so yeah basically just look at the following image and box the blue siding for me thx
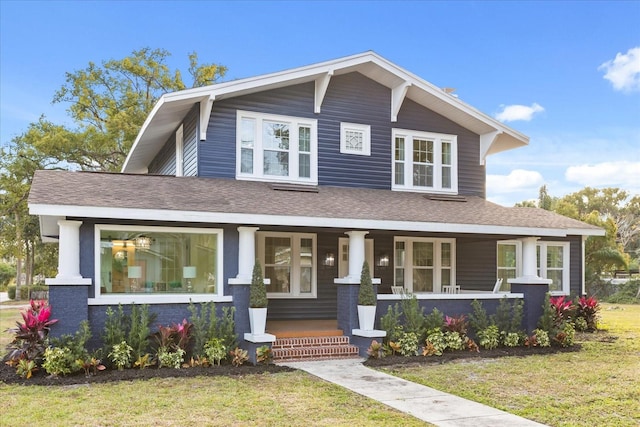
[148,134,176,175]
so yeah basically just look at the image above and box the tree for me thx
[0,48,228,289]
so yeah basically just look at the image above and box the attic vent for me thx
[270,183,319,193]
[424,194,467,202]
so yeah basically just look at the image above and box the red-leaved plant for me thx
[443,314,468,335]
[5,300,58,366]
[549,296,574,326]
[576,296,600,331]
[155,319,193,353]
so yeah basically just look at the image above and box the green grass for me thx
[380,303,640,427]
[0,308,20,355]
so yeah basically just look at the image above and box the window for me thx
[496,241,570,293]
[337,238,374,278]
[538,242,570,293]
[392,129,457,193]
[237,110,317,184]
[96,225,222,297]
[257,232,316,298]
[340,122,371,156]
[394,237,456,293]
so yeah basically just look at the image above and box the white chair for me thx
[492,278,504,293]
[391,286,404,295]
[442,285,461,294]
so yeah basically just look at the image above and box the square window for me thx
[340,122,371,156]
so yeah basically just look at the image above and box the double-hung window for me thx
[392,129,457,193]
[496,241,570,294]
[394,237,455,293]
[257,232,316,298]
[237,110,317,184]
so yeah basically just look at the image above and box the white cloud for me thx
[487,169,545,194]
[494,103,544,122]
[565,161,640,193]
[598,47,640,93]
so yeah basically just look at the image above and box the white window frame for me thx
[338,237,374,278]
[538,242,570,295]
[175,124,184,177]
[392,128,458,193]
[496,240,522,291]
[340,122,371,156]
[236,110,318,185]
[497,240,570,294]
[92,224,225,305]
[394,237,456,293]
[257,231,317,299]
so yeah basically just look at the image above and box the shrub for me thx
[5,300,58,365]
[502,332,521,347]
[109,341,133,370]
[422,307,443,334]
[424,329,446,355]
[492,297,514,333]
[256,345,273,365]
[549,296,575,326]
[133,354,154,369]
[397,332,419,356]
[575,296,600,331]
[533,329,551,347]
[7,285,16,300]
[478,325,500,350]
[157,347,185,369]
[102,305,127,356]
[367,340,386,359]
[204,338,227,366]
[468,299,490,334]
[554,322,575,347]
[42,347,75,377]
[15,359,38,379]
[0,262,15,289]
[50,320,92,367]
[380,304,403,342]
[212,306,237,350]
[358,261,376,306]
[444,315,468,335]
[128,304,155,361]
[250,260,268,308]
[230,347,248,366]
[606,279,639,304]
[574,316,588,332]
[443,331,464,351]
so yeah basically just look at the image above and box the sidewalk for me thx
[282,358,547,427]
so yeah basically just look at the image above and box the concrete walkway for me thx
[282,358,546,427]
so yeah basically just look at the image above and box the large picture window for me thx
[392,129,457,193]
[394,237,455,293]
[257,232,316,298]
[237,110,317,184]
[96,225,223,300]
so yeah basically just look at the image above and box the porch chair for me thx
[391,286,405,295]
[492,278,504,293]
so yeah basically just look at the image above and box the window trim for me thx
[92,224,225,305]
[394,236,456,293]
[175,125,184,177]
[340,122,371,156]
[257,231,317,299]
[236,110,318,185]
[391,128,458,194]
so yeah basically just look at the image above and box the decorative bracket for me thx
[479,131,501,165]
[314,71,333,114]
[199,95,215,140]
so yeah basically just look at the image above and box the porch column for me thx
[234,226,259,282]
[521,236,539,279]
[509,236,551,333]
[346,230,368,280]
[57,220,83,280]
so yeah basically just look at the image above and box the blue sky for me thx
[1,1,639,206]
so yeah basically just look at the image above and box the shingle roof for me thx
[28,170,603,236]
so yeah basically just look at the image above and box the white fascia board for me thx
[121,96,168,172]
[30,203,580,238]
[567,228,605,236]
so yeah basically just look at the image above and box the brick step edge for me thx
[272,345,359,361]
[272,336,351,349]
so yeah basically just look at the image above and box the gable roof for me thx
[122,51,529,174]
[29,170,603,240]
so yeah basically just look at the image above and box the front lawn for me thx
[379,303,640,426]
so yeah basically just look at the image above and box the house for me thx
[28,52,603,357]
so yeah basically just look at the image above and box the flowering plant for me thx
[576,296,600,331]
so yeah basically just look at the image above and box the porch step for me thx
[272,336,360,362]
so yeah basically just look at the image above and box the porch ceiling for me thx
[29,170,604,239]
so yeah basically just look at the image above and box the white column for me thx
[346,231,368,280]
[236,226,259,282]
[521,236,539,279]
[57,220,83,279]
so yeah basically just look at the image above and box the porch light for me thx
[323,252,335,267]
[377,254,390,267]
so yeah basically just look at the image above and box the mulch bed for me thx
[364,344,582,368]
[0,362,295,386]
